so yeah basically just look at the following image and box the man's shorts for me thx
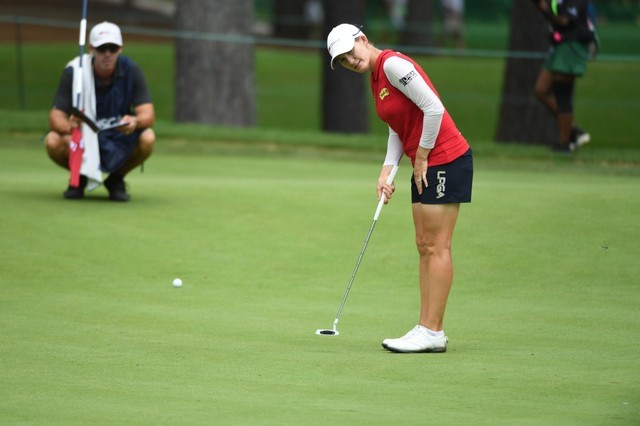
[411,148,473,204]
[544,41,588,77]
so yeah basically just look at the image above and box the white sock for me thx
[424,327,444,337]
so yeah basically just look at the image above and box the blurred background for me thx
[0,0,638,148]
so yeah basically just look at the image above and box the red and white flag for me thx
[68,127,85,187]
[68,54,101,190]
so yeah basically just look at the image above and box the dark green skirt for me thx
[544,41,589,77]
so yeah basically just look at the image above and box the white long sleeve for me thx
[383,127,404,166]
[383,56,444,149]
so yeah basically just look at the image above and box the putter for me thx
[316,165,399,336]
[73,0,88,114]
[68,0,89,188]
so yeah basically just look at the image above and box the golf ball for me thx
[172,278,183,288]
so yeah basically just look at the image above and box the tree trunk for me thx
[496,0,555,145]
[174,0,256,127]
[399,0,434,47]
[321,0,368,134]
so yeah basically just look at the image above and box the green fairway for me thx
[1,139,638,424]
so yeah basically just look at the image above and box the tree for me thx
[174,0,255,127]
[321,0,368,134]
[495,0,555,144]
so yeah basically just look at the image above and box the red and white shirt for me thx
[371,50,469,166]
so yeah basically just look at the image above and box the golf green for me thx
[1,144,638,424]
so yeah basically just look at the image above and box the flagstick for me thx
[69,0,89,188]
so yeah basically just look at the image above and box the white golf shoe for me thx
[382,325,448,353]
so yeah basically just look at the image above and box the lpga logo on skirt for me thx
[436,171,446,199]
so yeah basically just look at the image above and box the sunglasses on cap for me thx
[96,44,120,54]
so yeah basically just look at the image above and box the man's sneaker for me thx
[571,126,591,149]
[63,175,87,199]
[382,325,448,353]
[104,174,130,202]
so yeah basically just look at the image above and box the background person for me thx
[45,21,155,201]
[441,0,465,49]
[327,24,473,353]
[532,0,594,152]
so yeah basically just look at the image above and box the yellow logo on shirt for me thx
[379,88,389,100]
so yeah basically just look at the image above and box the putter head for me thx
[315,329,339,336]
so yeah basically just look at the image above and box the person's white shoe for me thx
[382,325,448,353]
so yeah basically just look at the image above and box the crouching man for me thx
[45,21,155,201]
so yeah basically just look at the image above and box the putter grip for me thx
[373,165,399,220]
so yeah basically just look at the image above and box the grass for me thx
[1,133,639,424]
[1,22,639,422]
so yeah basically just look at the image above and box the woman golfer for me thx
[327,24,473,353]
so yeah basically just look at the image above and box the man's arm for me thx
[118,62,155,134]
[133,103,154,129]
[49,108,82,135]
[119,103,154,135]
[536,0,571,27]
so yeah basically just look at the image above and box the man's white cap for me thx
[327,23,363,70]
[89,22,123,47]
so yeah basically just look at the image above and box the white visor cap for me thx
[327,24,363,70]
[90,21,123,47]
